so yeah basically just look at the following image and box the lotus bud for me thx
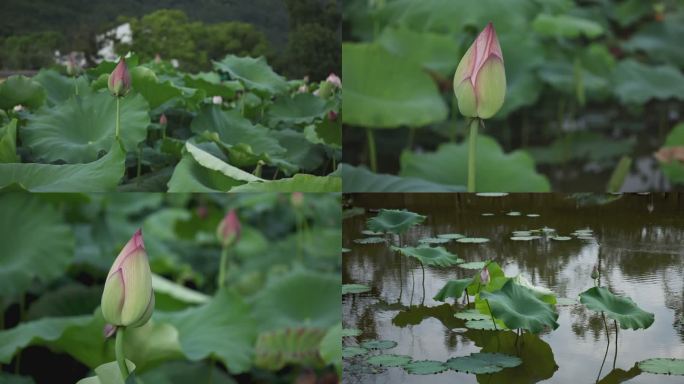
[159,113,168,126]
[108,57,132,97]
[101,229,154,328]
[328,110,338,121]
[326,73,342,88]
[453,22,506,119]
[480,267,490,285]
[196,205,208,219]
[591,265,599,280]
[290,192,304,208]
[213,95,223,105]
[217,210,241,248]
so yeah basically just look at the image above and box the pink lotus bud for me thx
[108,57,132,97]
[480,267,490,285]
[291,192,304,207]
[328,110,338,121]
[101,229,154,328]
[196,205,208,219]
[326,73,342,88]
[159,113,168,126]
[217,210,241,247]
[591,265,599,280]
[453,22,506,119]
[213,96,223,105]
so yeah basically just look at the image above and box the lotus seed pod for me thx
[101,229,154,327]
[217,209,241,248]
[108,57,132,97]
[453,22,506,119]
[480,267,491,285]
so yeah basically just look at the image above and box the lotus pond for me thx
[342,193,684,383]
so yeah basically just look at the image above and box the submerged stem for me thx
[115,327,129,379]
[467,118,479,192]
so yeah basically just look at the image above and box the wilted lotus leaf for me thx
[480,280,559,333]
[638,358,684,375]
[579,286,654,330]
[360,340,397,350]
[433,278,473,302]
[367,209,426,234]
[403,360,447,375]
[445,352,522,374]
[366,354,412,367]
[342,284,371,295]
[392,246,463,267]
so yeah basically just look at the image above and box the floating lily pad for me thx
[361,340,397,350]
[481,213,495,216]
[342,328,362,337]
[480,280,559,333]
[464,319,506,330]
[579,286,654,330]
[458,261,488,270]
[366,354,412,367]
[367,209,426,234]
[551,236,572,241]
[445,352,522,374]
[638,358,684,375]
[455,309,489,321]
[342,284,371,295]
[403,360,447,375]
[342,248,351,253]
[476,193,509,197]
[361,230,383,236]
[342,346,367,358]
[507,212,522,216]
[437,233,465,240]
[512,231,532,237]
[418,237,451,244]
[353,237,385,244]
[527,214,540,217]
[433,278,473,302]
[456,237,489,244]
[392,246,463,267]
[510,236,542,241]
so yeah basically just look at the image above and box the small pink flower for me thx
[326,73,341,88]
[196,205,208,219]
[108,57,132,97]
[328,110,338,121]
[159,113,168,125]
[291,192,304,208]
[217,210,241,247]
[480,267,490,285]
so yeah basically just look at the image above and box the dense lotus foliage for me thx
[0,53,341,192]
[342,0,684,192]
[0,193,341,383]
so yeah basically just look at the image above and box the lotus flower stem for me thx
[115,327,129,379]
[218,246,229,289]
[467,119,480,192]
[613,320,618,369]
[115,98,121,140]
[485,299,498,331]
[366,128,378,172]
[420,262,426,305]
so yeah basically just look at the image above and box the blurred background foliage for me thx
[0,192,341,384]
[342,0,684,192]
[0,0,340,81]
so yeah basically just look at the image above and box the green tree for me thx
[0,32,63,69]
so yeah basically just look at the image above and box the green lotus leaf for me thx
[438,233,465,239]
[183,74,242,100]
[377,26,460,76]
[464,319,507,330]
[0,194,74,308]
[458,261,488,270]
[0,315,91,364]
[353,237,386,244]
[319,323,342,376]
[511,275,557,305]
[433,278,473,302]
[0,373,36,384]
[151,273,210,307]
[551,236,572,241]
[342,284,371,295]
[361,340,397,350]
[0,119,19,163]
[511,236,541,241]
[269,129,327,173]
[400,135,551,192]
[0,141,125,191]
[157,289,256,374]
[403,360,447,375]
[251,270,340,331]
[658,123,684,185]
[342,43,448,128]
[367,209,426,234]
[392,246,463,267]
[343,346,368,358]
[579,286,654,330]
[418,237,451,244]
[622,14,684,67]
[445,352,522,374]
[342,328,362,337]
[341,164,464,192]
[456,237,490,243]
[26,284,101,319]
[638,358,684,375]
[76,360,136,384]
[254,327,325,370]
[480,280,559,333]
[22,92,150,163]
[213,55,288,95]
[138,361,237,384]
[268,92,330,125]
[367,354,411,367]
[0,75,46,110]
[33,70,93,106]
[532,14,603,38]
[612,59,684,105]
[228,174,341,193]
[305,118,342,149]
[191,105,285,167]
[130,66,183,110]
[466,262,506,295]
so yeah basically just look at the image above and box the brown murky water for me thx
[342,194,684,384]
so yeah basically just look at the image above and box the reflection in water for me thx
[343,194,684,384]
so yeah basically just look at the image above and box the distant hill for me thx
[0,0,290,48]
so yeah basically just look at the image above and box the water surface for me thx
[343,194,684,384]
